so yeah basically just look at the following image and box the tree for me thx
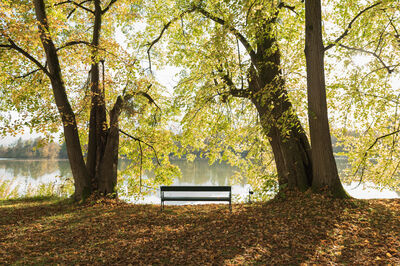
[0,0,177,201]
[145,0,314,193]
[304,0,347,196]
[146,0,388,197]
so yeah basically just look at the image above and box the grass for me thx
[0,191,399,264]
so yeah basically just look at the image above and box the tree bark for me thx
[196,7,313,192]
[98,96,124,195]
[304,0,347,197]
[34,0,121,200]
[34,0,91,200]
[86,0,108,190]
[246,21,313,192]
[251,81,312,192]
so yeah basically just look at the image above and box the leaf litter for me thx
[0,191,399,265]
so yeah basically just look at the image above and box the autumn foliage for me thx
[1,192,399,264]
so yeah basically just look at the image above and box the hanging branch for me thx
[353,129,400,187]
[196,6,257,68]
[324,2,382,51]
[147,7,197,74]
[138,140,143,193]
[236,37,244,90]
[119,129,161,166]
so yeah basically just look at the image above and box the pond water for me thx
[0,158,399,203]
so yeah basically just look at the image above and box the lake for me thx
[0,158,399,203]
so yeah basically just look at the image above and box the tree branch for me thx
[354,129,400,186]
[119,129,161,165]
[101,0,118,14]
[56,40,91,51]
[196,6,257,67]
[339,43,393,73]
[277,2,298,15]
[135,90,161,112]
[216,67,250,98]
[324,2,382,51]
[13,68,42,79]
[147,7,197,74]
[55,0,92,18]
[0,39,50,77]
[66,0,94,14]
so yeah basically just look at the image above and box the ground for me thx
[0,191,399,265]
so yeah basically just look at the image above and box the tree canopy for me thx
[0,0,399,199]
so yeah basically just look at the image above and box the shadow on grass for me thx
[337,199,400,264]
[0,196,74,227]
[0,194,399,264]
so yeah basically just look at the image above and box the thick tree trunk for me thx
[86,0,109,191]
[98,96,124,195]
[252,87,312,192]
[247,29,313,192]
[305,0,347,197]
[34,0,91,200]
[35,0,120,200]
[198,7,313,193]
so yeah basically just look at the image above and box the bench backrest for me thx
[160,186,231,192]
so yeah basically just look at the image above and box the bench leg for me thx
[229,200,232,212]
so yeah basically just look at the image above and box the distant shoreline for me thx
[0,158,69,161]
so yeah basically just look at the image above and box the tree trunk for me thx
[34,0,120,200]
[98,96,124,195]
[305,0,347,197]
[86,0,109,191]
[247,25,313,192]
[198,6,314,193]
[252,86,312,192]
[34,0,91,200]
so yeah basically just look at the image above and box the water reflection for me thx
[0,159,71,180]
[0,158,398,200]
[144,160,242,186]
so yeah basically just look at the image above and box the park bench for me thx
[160,185,232,211]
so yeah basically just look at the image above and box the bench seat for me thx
[160,185,232,211]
